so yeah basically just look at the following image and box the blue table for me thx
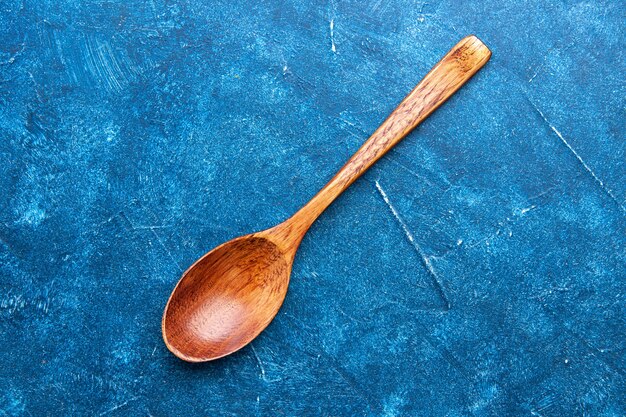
[1,1,623,415]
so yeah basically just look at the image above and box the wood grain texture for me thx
[163,236,290,361]
[162,35,491,362]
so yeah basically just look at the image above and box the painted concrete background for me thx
[0,0,624,415]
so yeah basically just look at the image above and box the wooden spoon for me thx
[163,35,491,362]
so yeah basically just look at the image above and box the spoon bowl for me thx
[162,230,294,362]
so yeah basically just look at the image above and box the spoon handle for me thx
[290,35,491,228]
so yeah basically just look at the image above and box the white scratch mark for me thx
[328,0,337,54]
[375,181,414,245]
[131,225,172,231]
[119,210,183,272]
[120,212,181,271]
[388,157,438,187]
[250,344,266,379]
[374,180,450,310]
[250,344,283,383]
[531,102,625,214]
[98,396,139,416]
[329,19,336,53]
[528,67,542,83]
[336,115,363,132]
[513,204,537,217]
[337,305,362,323]
[250,344,273,383]
[150,228,183,272]
[1,286,54,315]
[82,36,126,92]
[528,41,576,83]
[370,0,385,12]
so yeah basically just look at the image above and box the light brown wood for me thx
[162,35,491,362]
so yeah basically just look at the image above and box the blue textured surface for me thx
[1,0,624,415]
